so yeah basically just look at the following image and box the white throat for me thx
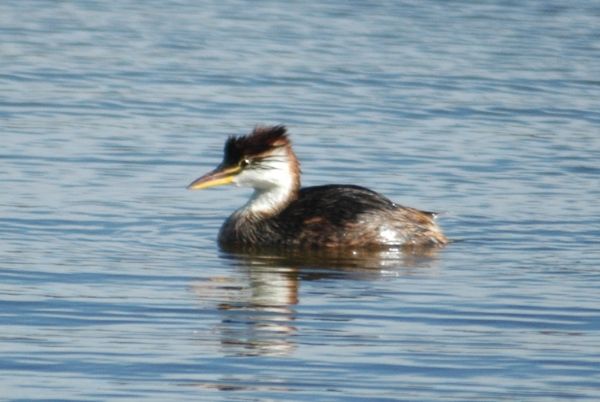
[245,184,294,215]
[232,147,298,216]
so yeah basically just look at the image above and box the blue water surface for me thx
[1,1,600,401]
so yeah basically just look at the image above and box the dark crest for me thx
[223,125,290,165]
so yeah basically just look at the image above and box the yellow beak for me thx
[187,165,241,190]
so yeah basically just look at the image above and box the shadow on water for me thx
[192,247,443,357]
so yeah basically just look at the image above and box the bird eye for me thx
[240,158,250,168]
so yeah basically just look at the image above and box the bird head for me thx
[187,125,300,192]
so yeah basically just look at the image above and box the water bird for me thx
[187,126,447,250]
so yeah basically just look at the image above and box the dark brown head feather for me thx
[223,125,290,165]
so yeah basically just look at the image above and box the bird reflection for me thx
[192,247,441,357]
[215,262,298,356]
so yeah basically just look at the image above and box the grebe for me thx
[187,126,447,250]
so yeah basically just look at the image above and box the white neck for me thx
[244,184,295,216]
[232,146,300,217]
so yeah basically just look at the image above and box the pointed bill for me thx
[187,165,241,190]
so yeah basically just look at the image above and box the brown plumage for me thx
[188,126,448,251]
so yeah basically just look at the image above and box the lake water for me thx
[2,0,600,400]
